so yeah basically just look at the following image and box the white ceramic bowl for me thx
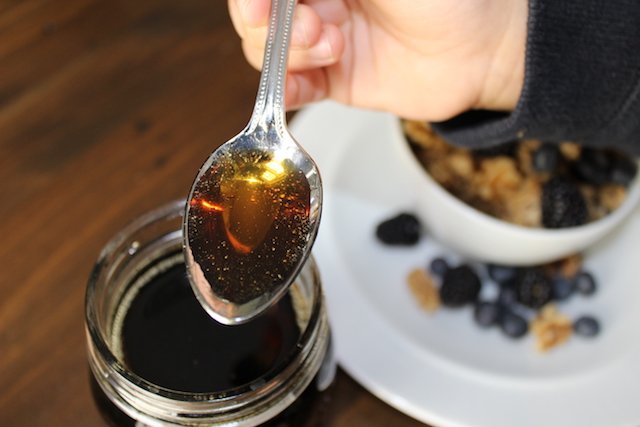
[391,117,640,266]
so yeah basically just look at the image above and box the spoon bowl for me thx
[184,0,321,325]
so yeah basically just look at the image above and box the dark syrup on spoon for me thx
[187,149,311,305]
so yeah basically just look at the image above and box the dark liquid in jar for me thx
[92,251,329,427]
[187,149,311,304]
[118,252,300,392]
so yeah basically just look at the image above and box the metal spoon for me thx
[183,0,321,325]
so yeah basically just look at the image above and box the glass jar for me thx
[85,200,334,427]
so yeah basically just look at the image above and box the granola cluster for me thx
[531,305,573,352]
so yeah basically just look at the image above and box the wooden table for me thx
[0,0,429,425]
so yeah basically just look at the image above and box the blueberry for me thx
[571,148,611,186]
[429,257,449,277]
[499,311,528,338]
[552,276,575,300]
[541,176,588,228]
[474,301,501,327]
[439,265,482,307]
[608,153,638,187]
[375,213,422,245]
[513,268,553,309]
[573,316,600,337]
[532,143,559,173]
[573,272,597,295]
[583,147,611,169]
[498,284,518,306]
[487,264,518,285]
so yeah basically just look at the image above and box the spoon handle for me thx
[248,0,297,136]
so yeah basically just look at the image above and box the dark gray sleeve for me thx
[431,0,640,156]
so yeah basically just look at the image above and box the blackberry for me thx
[439,265,482,307]
[513,267,553,309]
[375,213,421,245]
[541,176,588,228]
[573,316,600,337]
[532,143,559,173]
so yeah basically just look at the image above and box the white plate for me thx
[290,101,640,427]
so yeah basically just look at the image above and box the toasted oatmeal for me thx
[407,268,440,313]
[531,304,573,352]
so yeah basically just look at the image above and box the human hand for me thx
[229,0,527,122]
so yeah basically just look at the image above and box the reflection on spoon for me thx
[220,157,288,254]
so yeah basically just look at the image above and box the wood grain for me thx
[0,1,430,425]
